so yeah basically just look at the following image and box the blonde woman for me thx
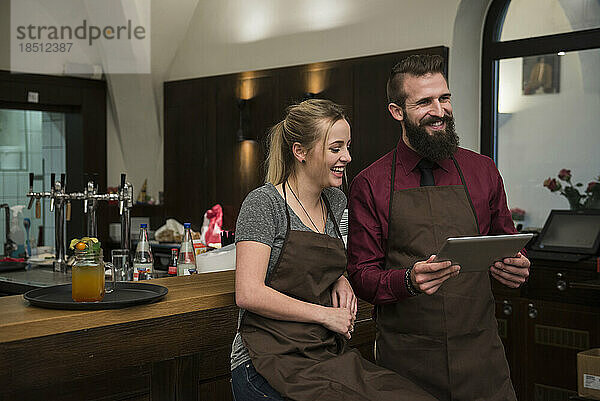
[231,99,436,401]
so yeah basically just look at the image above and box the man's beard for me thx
[403,112,459,161]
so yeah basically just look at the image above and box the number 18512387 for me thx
[18,42,73,52]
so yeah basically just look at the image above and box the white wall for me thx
[2,0,493,200]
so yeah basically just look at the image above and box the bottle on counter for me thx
[133,223,154,281]
[177,223,196,276]
[168,248,178,276]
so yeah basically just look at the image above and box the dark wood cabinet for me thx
[493,258,600,401]
[495,295,527,399]
[526,300,600,401]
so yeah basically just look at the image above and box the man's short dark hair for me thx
[386,54,446,107]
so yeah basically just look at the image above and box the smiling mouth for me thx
[425,120,445,130]
[331,166,345,176]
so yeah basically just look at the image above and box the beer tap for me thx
[53,173,67,272]
[49,173,56,212]
[26,171,134,274]
[84,173,99,237]
[119,173,133,252]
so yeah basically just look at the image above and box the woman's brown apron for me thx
[375,151,516,401]
[240,182,437,401]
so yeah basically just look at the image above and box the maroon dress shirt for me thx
[347,139,517,304]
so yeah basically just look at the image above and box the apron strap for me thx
[321,192,343,240]
[384,150,398,267]
[450,156,481,235]
[282,180,292,232]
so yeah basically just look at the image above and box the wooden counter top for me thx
[0,271,238,401]
[0,270,376,401]
[0,270,236,344]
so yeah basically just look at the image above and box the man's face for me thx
[398,73,458,160]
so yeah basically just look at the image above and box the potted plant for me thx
[543,169,600,210]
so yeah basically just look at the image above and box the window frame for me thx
[481,0,600,160]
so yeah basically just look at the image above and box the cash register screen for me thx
[538,212,600,253]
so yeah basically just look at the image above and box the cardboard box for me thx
[578,349,600,400]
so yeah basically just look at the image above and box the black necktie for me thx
[417,159,436,187]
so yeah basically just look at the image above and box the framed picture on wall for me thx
[522,55,560,95]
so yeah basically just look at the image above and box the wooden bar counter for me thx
[0,271,238,401]
[0,269,377,401]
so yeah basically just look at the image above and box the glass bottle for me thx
[168,248,178,276]
[133,223,154,280]
[71,247,106,302]
[178,223,196,275]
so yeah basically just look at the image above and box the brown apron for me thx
[375,150,516,401]
[240,182,437,401]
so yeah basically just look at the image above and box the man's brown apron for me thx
[240,182,437,401]
[375,151,516,401]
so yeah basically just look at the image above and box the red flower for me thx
[543,178,561,192]
[587,182,598,192]
[558,169,571,181]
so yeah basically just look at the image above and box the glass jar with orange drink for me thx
[70,237,112,302]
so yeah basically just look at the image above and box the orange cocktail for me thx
[70,237,106,302]
[72,263,105,302]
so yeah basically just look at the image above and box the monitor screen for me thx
[537,212,600,253]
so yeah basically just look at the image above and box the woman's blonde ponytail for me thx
[265,121,287,185]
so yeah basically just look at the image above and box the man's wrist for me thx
[405,266,420,296]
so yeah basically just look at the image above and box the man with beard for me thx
[346,54,530,401]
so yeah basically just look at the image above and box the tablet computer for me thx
[433,234,534,272]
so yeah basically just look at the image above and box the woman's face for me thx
[306,119,351,188]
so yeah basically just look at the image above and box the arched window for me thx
[482,0,600,228]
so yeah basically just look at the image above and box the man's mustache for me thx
[420,114,453,126]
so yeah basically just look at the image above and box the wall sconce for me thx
[305,64,329,98]
[236,98,250,142]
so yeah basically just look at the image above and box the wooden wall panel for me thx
[164,46,448,226]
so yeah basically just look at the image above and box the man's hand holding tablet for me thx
[410,234,533,294]
[409,256,461,295]
[490,252,531,288]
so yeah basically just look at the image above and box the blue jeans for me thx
[231,361,285,401]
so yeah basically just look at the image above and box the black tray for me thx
[23,282,168,310]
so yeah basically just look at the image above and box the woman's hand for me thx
[331,275,358,319]
[319,306,355,340]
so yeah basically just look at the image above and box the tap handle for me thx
[91,173,99,193]
[35,199,41,218]
[27,196,35,210]
[120,173,126,192]
[66,201,71,222]
[51,173,56,190]
[29,173,34,191]
[60,173,65,190]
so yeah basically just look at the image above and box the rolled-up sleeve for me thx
[347,174,411,304]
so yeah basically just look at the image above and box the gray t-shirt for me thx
[230,183,346,371]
